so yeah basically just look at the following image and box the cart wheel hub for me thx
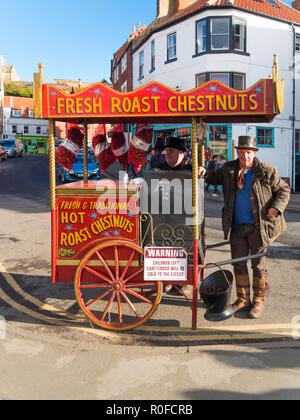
[113,282,122,291]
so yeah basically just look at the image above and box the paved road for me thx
[0,155,300,400]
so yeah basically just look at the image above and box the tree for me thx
[4,83,33,98]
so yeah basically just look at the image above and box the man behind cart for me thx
[198,136,290,319]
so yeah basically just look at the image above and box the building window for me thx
[12,125,17,134]
[233,73,245,90]
[210,72,230,85]
[24,126,29,134]
[256,128,274,147]
[211,18,230,50]
[233,18,246,51]
[151,41,156,71]
[36,126,41,135]
[28,110,34,118]
[195,16,246,56]
[114,65,119,83]
[121,54,127,73]
[296,35,300,53]
[121,81,127,93]
[139,51,144,79]
[196,73,207,87]
[12,109,22,117]
[167,33,177,61]
[196,72,245,89]
[196,19,207,54]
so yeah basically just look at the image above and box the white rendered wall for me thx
[132,9,300,180]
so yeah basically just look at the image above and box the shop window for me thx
[256,128,274,147]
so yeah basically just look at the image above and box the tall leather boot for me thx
[231,274,251,313]
[249,277,266,319]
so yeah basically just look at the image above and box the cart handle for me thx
[205,241,231,250]
[200,253,267,270]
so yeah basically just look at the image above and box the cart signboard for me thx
[41,79,279,124]
[144,247,188,282]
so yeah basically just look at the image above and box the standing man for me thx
[199,136,290,319]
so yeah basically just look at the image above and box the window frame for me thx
[24,126,29,135]
[256,127,275,148]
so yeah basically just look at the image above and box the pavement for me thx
[205,190,300,211]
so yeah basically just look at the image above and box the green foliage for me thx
[4,83,33,98]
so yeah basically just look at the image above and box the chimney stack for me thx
[292,0,300,11]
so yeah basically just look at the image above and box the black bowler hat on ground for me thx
[236,136,259,151]
[165,137,186,152]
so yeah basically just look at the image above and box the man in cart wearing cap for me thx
[198,136,290,319]
[157,136,194,298]
[158,137,192,171]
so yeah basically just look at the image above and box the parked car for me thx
[0,139,23,158]
[57,153,101,183]
[0,146,8,161]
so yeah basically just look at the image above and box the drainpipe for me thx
[291,23,296,193]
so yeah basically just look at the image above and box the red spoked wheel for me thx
[74,240,162,331]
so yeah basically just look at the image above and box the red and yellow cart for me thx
[34,57,283,331]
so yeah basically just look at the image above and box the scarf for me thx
[237,162,254,190]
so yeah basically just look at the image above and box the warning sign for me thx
[144,247,188,282]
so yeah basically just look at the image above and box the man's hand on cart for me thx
[198,166,207,177]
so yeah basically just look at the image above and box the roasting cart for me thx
[33,57,284,331]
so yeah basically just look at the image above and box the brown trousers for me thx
[230,224,268,280]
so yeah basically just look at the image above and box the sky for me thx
[0,0,295,84]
